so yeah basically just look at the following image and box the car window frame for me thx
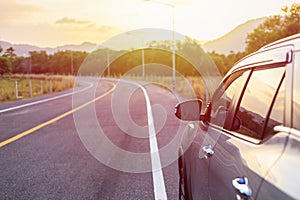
[292,50,300,130]
[260,70,286,142]
[207,69,251,131]
[227,64,287,143]
[208,64,287,144]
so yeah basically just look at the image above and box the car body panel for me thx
[257,127,298,200]
[257,48,300,199]
[178,34,300,199]
[208,127,289,199]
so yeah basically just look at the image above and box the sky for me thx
[0,0,298,47]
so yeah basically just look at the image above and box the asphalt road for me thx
[0,77,185,200]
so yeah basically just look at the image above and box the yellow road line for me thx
[0,82,116,148]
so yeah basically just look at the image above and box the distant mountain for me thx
[0,17,267,56]
[0,41,97,56]
[54,42,97,53]
[202,17,267,54]
[0,41,50,56]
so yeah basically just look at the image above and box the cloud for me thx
[0,21,123,48]
[57,22,121,34]
[172,0,194,6]
[98,25,118,33]
[0,0,43,22]
[55,17,92,25]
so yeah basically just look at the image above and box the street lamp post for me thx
[171,8,175,90]
[107,49,110,77]
[126,32,145,80]
[29,56,32,74]
[70,52,74,75]
[145,0,176,89]
[142,45,145,80]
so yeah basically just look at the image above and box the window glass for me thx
[236,67,285,139]
[293,52,300,130]
[211,71,249,127]
[264,77,285,139]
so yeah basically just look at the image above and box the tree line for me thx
[0,47,88,75]
[0,3,299,76]
[0,39,215,77]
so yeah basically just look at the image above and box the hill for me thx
[202,17,266,54]
[0,41,97,56]
[0,17,267,56]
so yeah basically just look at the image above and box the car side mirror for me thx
[175,99,203,121]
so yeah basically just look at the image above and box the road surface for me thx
[0,77,187,199]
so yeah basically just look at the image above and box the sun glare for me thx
[0,0,297,47]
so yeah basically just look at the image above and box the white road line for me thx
[0,81,94,114]
[125,79,167,200]
[141,85,168,200]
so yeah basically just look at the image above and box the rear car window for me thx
[235,66,286,139]
[263,76,285,140]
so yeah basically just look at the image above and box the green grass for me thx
[0,74,75,103]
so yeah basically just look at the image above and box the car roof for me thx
[227,33,300,75]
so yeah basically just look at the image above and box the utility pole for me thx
[107,49,110,77]
[145,0,176,89]
[71,52,74,75]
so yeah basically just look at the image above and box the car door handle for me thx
[232,177,252,200]
[202,145,214,159]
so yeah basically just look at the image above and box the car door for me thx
[257,50,300,199]
[184,69,250,200]
[207,64,287,200]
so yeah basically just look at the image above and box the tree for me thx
[1,47,16,74]
[0,56,12,74]
[29,51,49,73]
[0,45,3,54]
[47,50,88,75]
[246,3,300,53]
[208,51,247,75]
[3,47,16,61]
[282,3,300,35]
[12,56,27,74]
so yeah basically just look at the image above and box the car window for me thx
[210,70,250,127]
[293,52,300,130]
[263,76,285,140]
[235,67,286,139]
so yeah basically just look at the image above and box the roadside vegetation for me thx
[0,3,299,102]
[0,74,74,102]
[122,74,208,100]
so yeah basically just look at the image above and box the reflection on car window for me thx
[293,52,300,130]
[264,76,285,139]
[236,67,285,139]
[211,71,249,127]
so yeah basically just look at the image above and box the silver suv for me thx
[176,34,300,200]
